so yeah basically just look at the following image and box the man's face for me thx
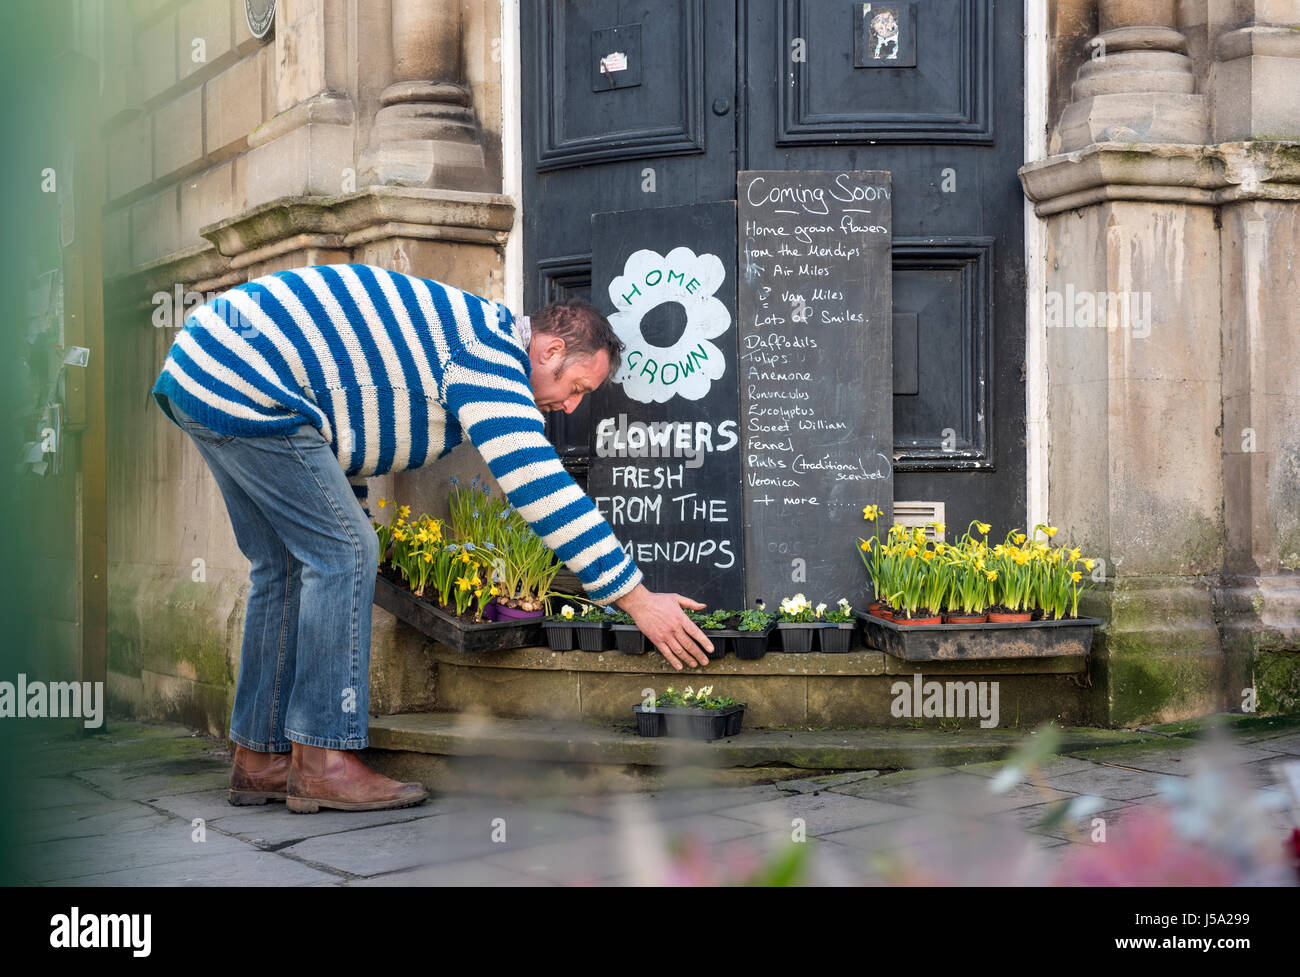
[528,334,611,414]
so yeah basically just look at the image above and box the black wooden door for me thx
[520,0,739,489]
[523,0,1025,534]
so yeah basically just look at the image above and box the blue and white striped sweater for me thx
[152,263,643,604]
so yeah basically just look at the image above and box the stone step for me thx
[362,712,1157,794]
[420,644,1093,728]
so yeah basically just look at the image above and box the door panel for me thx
[742,0,1025,535]
[523,0,1027,539]
[523,0,738,489]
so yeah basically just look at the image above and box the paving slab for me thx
[20,817,260,883]
[778,770,883,793]
[147,788,463,848]
[953,755,1098,781]
[998,797,1133,840]
[1068,739,1285,776]
[1044,764,1164,802]
[830,769,1076,815]
[280,807,608,877]
[346,859,549,886]
[713,790,915,835]
[72,755,233,800]
[818,811,971,855]
[479,830,625,884]
[11,777,117,811]
[633,784,792,818]
[1250,731,1300,756]
[57,849,342,886]
[17,802,173,845]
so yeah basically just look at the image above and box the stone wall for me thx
[1025,0,1300,725]
[102,0,511,736]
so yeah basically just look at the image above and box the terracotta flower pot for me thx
[867,601,883,617]
[896,614,941,626]
[943,612,989,625]
[877,607,894,620]
[987,611,1033,623]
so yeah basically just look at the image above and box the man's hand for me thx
[616,584,713,670]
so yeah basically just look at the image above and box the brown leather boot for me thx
[228,744,291,805]
[286,742,429,813]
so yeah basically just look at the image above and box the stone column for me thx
[1213,1,1300,715]
[1055,0,1208,151]
[1021,1,1300,724]
[360,0,489,191]
[1211,0,1300,142]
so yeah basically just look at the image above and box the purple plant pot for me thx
[494,602,544,622]
[478,598,499,622]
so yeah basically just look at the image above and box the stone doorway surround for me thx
[1020,0,1300,726]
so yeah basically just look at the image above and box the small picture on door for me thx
[854,2,917,68]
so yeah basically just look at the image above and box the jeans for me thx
[164,395,378,751]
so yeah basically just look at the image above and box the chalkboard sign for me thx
[737,170,894,608]
[588,201,744,610]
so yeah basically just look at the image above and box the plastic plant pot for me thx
[542,621,575,651]
[611,624,652,655]
[704,635,729,659]
[777,622,820,653]
[818,622,855,653]
[573,621,609,651]
[730,624,774,659]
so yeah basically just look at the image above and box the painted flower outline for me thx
[606,246,730,404]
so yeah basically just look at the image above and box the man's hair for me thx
[530,297,624,380]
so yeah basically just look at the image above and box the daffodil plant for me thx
[855,515,1096,620]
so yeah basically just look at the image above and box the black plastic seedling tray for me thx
[855,610,1101,662]
[374,573,542,653]
[633,704,746,741]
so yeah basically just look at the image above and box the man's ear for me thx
[538,335,567,366]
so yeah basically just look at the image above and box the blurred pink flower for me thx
[1052,807,1238,886]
